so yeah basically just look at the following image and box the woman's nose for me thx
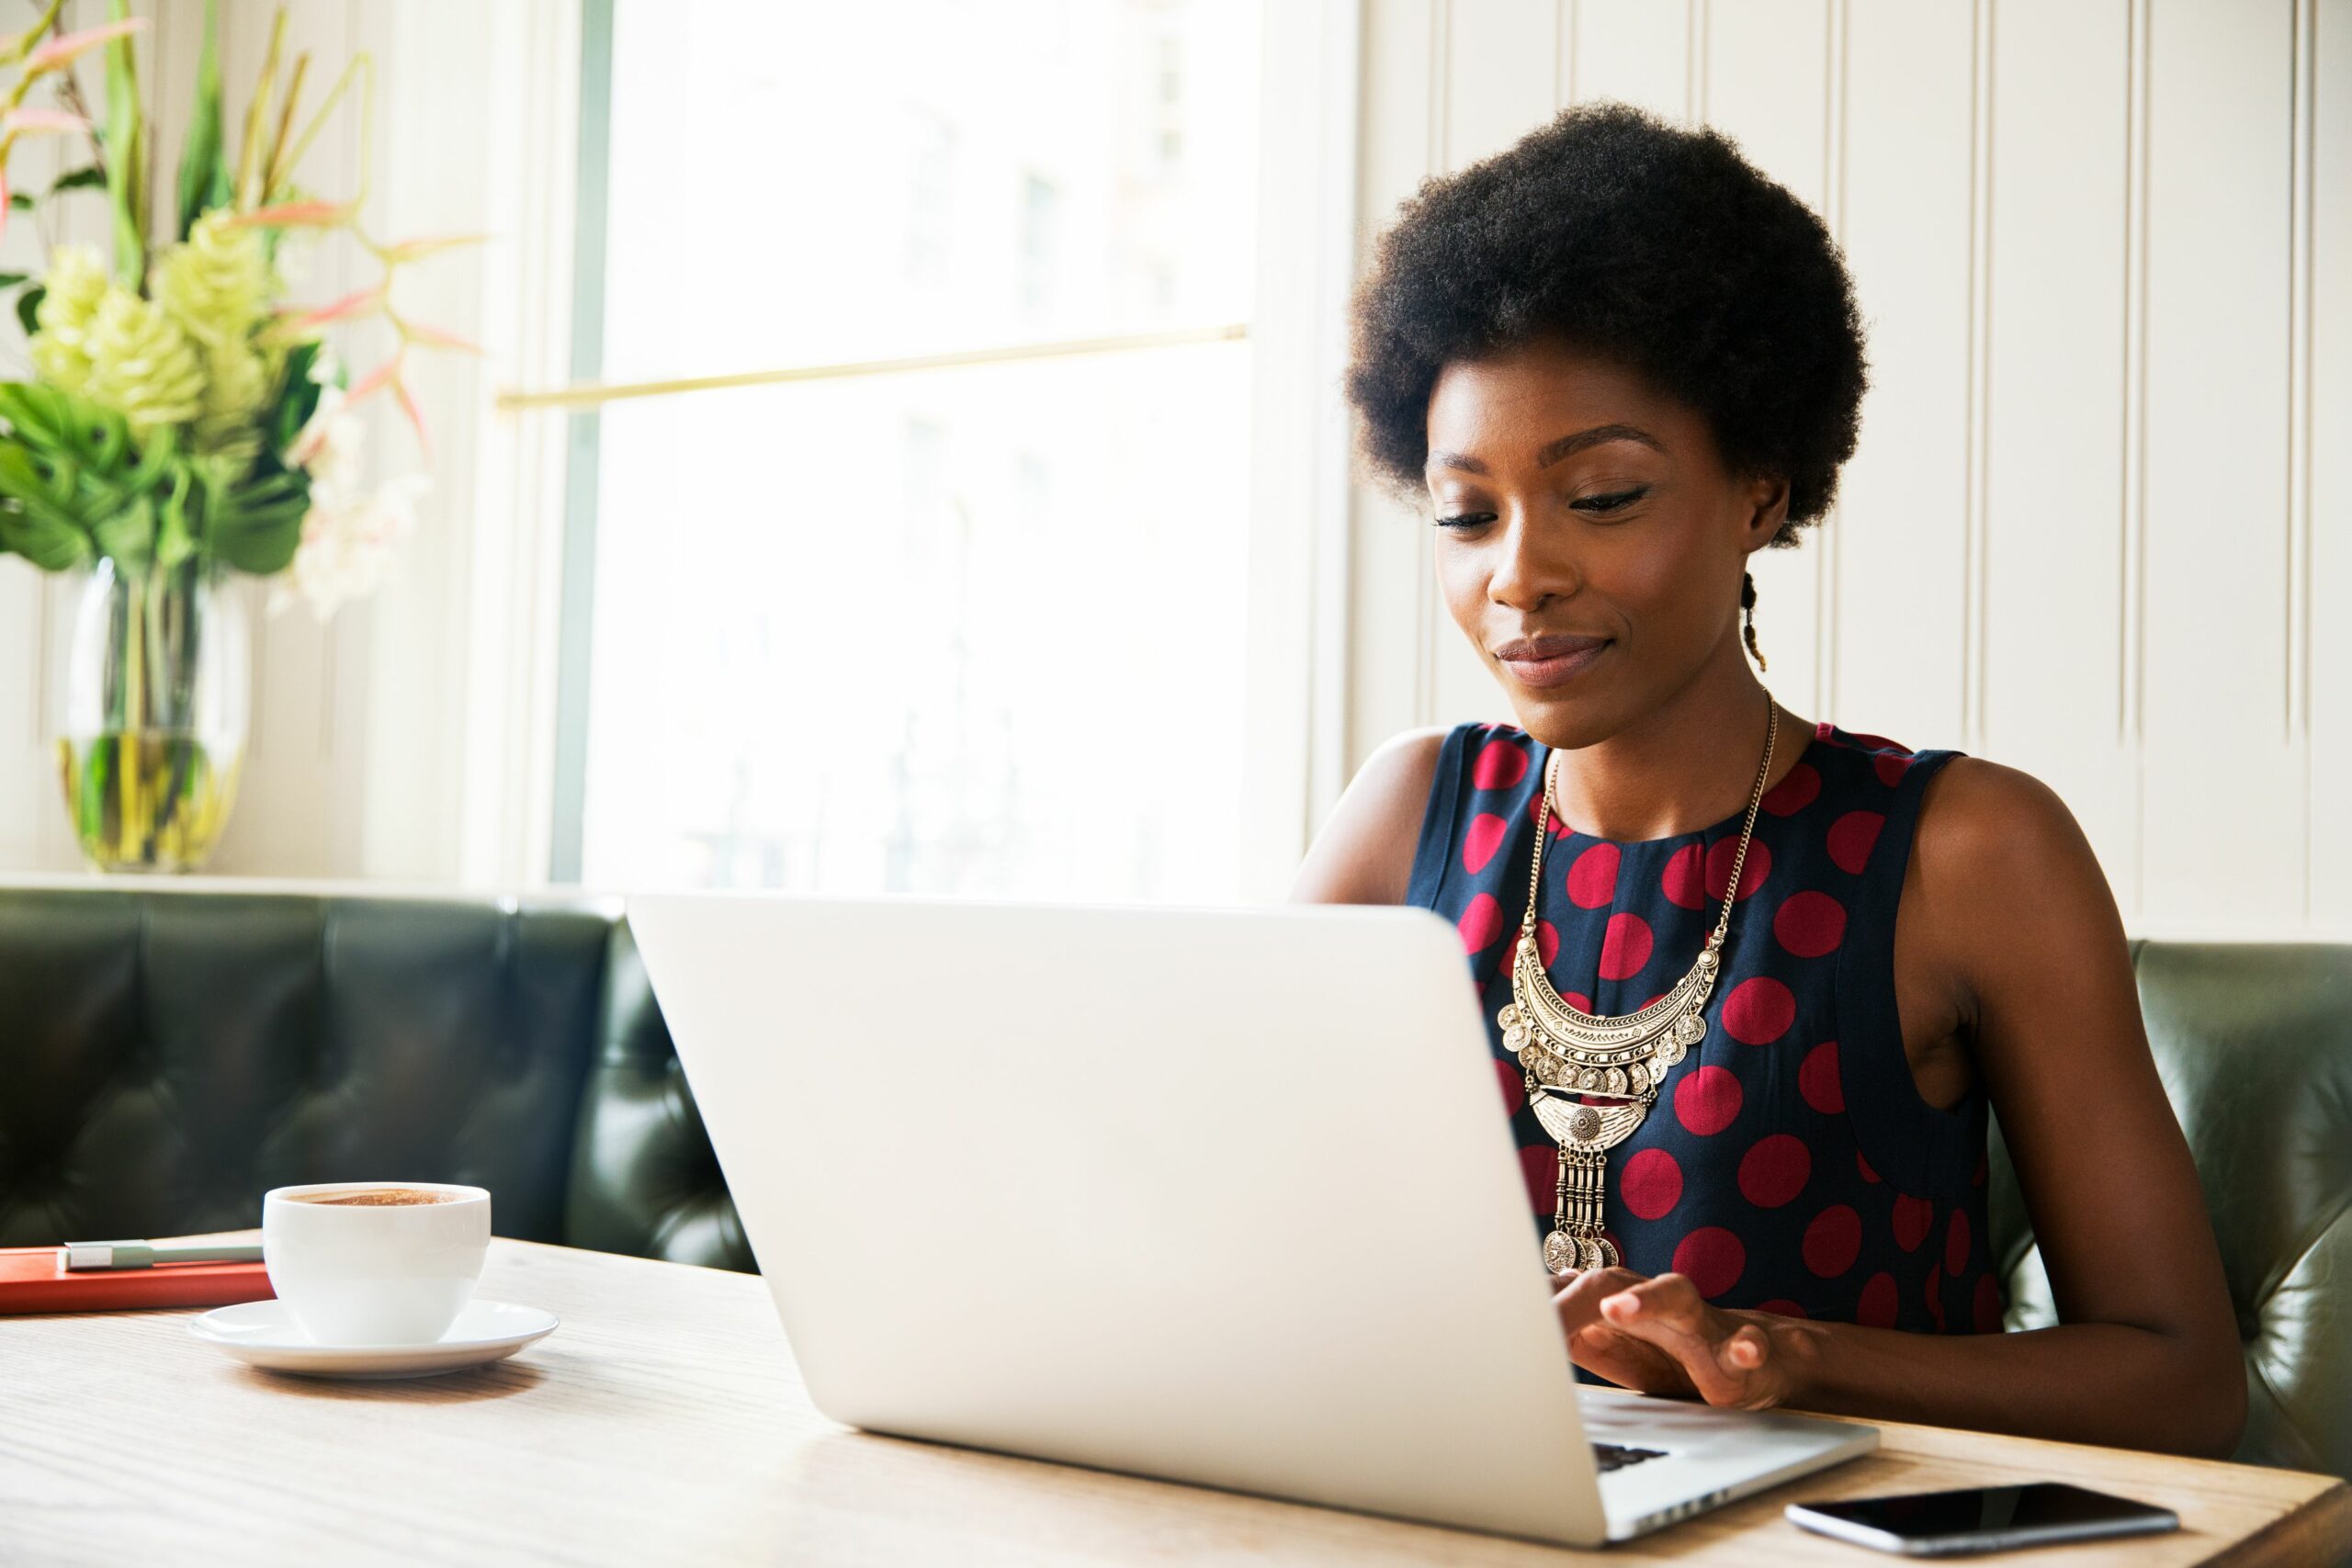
[1486,508,1579,609]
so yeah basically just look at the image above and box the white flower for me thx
[267,473,431,622]
[285,383,366,503]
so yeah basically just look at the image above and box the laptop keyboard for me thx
[1591,1441,1668,1474]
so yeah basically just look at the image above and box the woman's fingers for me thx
[1593,1274,1780,1407]
[1549,1267,1649,1337]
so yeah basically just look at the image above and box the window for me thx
[566,0,1261,903]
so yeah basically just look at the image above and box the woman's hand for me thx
[1549,1267,1804,1411]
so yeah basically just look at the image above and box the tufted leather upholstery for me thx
[1988,940,2352,1483]
[0,888,750,1272]
[3,888,2346,1482]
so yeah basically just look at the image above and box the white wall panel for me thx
[1704,0,1830,718]
[1566,0,1692,118]
[1980,0,2141,915]
[1442,0,1561,168]
[2138,0,2303,927]
[1348,0,1450,774]
[2315,0,2350,927]
[1836,0,1972,753]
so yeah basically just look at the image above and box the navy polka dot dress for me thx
[1407,719,2005,1336]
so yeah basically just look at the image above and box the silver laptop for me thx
[626,891,1876,1547]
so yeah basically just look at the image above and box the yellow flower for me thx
[153,209,271,349]
[29,243,110,395]
[83,286,206,430]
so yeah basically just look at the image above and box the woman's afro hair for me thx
[1345,102,1868,540]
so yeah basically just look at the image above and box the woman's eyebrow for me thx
[1426,423,1665,476]
[1535,423,1664,467]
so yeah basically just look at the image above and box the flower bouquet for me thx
[0,0,474,871]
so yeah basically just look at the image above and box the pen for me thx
[60,1241,264,1271]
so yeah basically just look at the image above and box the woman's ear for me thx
[1742,474,1792,551]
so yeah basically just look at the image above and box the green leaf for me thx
[6,195,27,211]
[50,166,107,194]
[275,338,323,445]
[15,285,44,338]
[175,0,230,241]
[105,0,147,288]
[0,273,27,289]
[0,501,89,571]
[90,493,154,573]
[155,464,195,570]
[210,501,304,573]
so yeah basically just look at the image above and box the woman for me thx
[1291,104,2243,1458]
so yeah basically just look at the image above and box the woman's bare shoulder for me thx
[1287,725,1457,907]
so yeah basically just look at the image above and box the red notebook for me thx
[0,1247,276,1315]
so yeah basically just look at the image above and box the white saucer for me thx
[189,1298,559,1379]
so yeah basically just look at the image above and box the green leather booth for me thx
[0,889,2345,1485]
[0,888,753,1273]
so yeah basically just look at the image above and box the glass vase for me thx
[53,557,251,873]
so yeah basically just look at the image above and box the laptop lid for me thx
[627,891,1607,1546]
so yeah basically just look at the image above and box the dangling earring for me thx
[1741,570,1769,671]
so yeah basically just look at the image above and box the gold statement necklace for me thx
[1498,694,1779,1276]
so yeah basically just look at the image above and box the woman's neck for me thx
[1542,647,1803,842]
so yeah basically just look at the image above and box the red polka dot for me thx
[1945,1209,1972,1275]
[1799,1041,1843,1114]
[1457,894,1503,954]
[1924,1264,1946,1330]
[1737,1134,1812,1208]
[1875,752,1912,788]
[1892,1194,1933,1251]
[1973,1275,2005,1333]
[1856,1271,1898,1327]
[1566,841,1621,908]
[1620,1147,1683,1220]
[1473,739,1528,791]
[1760,761,1821,817]
[1534,919,1560,969]
[1706,835,1770,901]
[1519,1145,1556,1213]
[1827,810,1884,874]
[1856,1149,1881,1184]
[1674,1065,1744,1135]
[1671,1227,1745,1299]
[1597,913,1653,980]
[1560,989,1593,1013]
[1754,1299,1809,1318]
[1721,976,1796,1044]
[1497,1059,1526,1116]
[1804,1205,1862,1278]
[1638,992,1668,1011]
[1773,891,1847,958]
[1462,812,1509,874]
[1661,844,1706,909]
[1845,730,1909,754]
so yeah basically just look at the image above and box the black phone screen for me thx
[1794,1482,2177,1545]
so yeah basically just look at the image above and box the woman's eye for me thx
[1573,487,1650,514]
[1432,513,1496,530]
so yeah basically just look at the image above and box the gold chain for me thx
[1503,693,1779,1275]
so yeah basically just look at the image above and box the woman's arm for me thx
[1551,761,2246,1458]
[1286,727,1450,907]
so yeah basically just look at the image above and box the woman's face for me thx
[1422,335,1787,748]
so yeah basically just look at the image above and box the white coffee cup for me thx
[261,1182,492,1346]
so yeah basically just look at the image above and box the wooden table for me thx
[2,1235,2346,1567]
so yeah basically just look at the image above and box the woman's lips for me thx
[1499,640,1610,688]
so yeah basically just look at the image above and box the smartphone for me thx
[1784,1482,2179,1556]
